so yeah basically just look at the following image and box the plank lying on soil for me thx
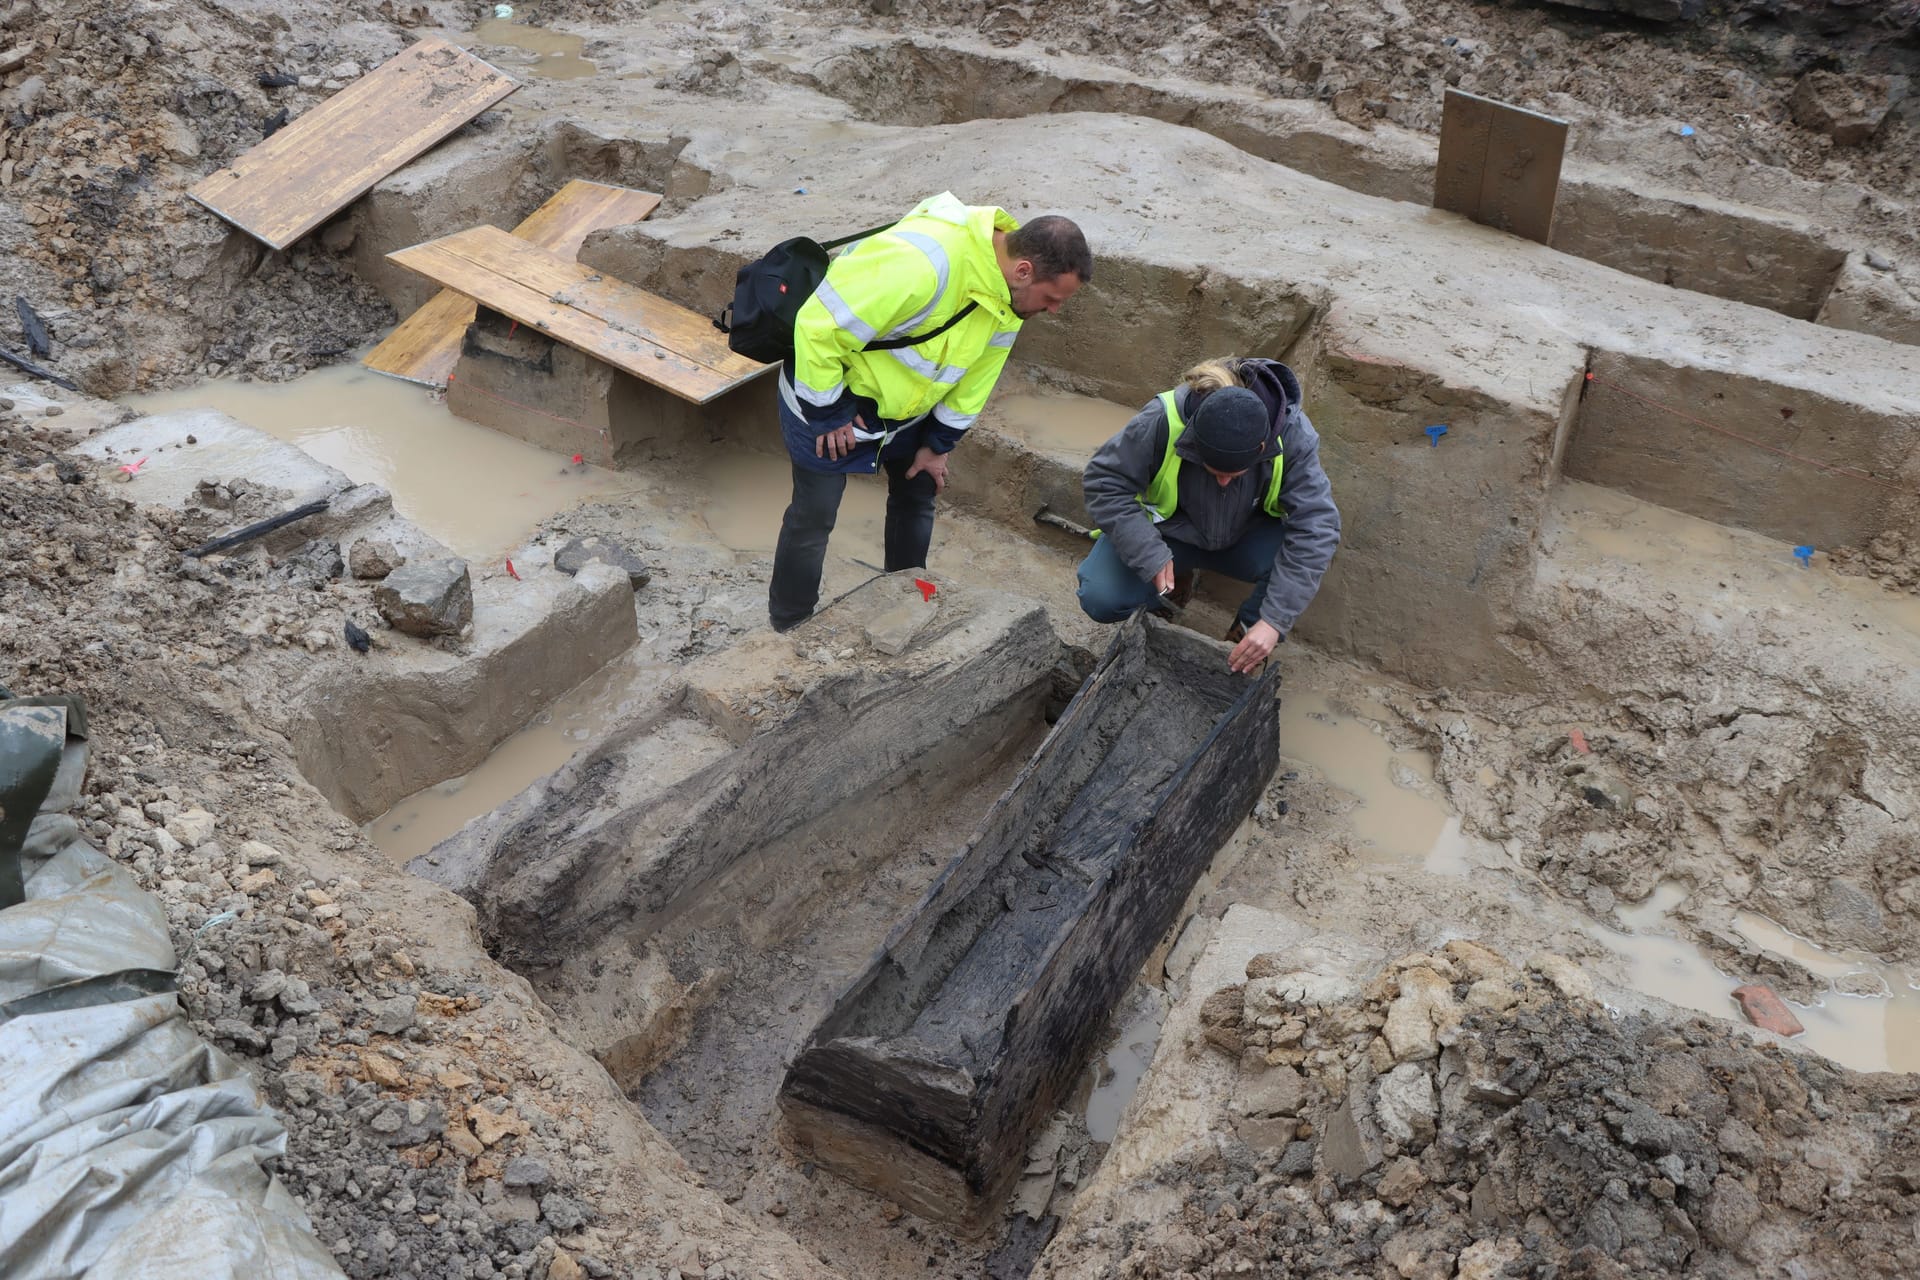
[187,37,519,251]
[780,616,1281,1233]
[363,180,663,387]
[386,225,772,404]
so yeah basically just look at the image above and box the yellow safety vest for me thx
[790,192,1024,431]
[1136,390,1285,521]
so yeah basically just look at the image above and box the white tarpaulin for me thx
[0,698,343,1280]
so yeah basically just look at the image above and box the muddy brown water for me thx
[469,19,598,79]
[991,391,1137,457]
[127,365,632,561]
[1597,882,1920,1074]
[1278,688,1478,871]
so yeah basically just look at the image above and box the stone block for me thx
[376,558,473,637]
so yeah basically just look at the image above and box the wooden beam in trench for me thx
[188,36,519,251]
[363,180,664,387]
[385,224,772,404]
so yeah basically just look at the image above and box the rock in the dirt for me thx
[1526,953,1596,1001]
[348,538,403,579]
[371,993,418,1035]
[375,559,472,637]
[1374,1062,1437,1148]
[1701,1172,1762,1250]
[554,534,650,589]
[1321,1078,1384,1181]
[1456,1237,1524,1280]
[1236,1064,1311,1117]
[1790,71,1902,146]
[539,1192,589,1231]
[503,1155,552,1189]
[1377,1156,1427,1207]
[165,806,216,848]
[1383,967,1456,1062]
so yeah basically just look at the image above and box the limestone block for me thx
[376,558,473,637]
[1235,1064,1311,1118]
[1375,1061,1437,1147]
[1383,967,1457,1062]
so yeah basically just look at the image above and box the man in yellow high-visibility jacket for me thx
[770,192,1092,632]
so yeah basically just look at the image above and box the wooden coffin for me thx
[779,615,1281,1231]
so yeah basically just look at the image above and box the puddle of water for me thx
[126,364,630,561]
[1559,482,1920,638]
[1591,881,1920,1073]
[992,391,1136,457]
[368,650,670,863]
[1278,691,1463,867]
[1085,994,1167,1144]
[470,19,598,79]
[685,451,888,556]
[1730,912,1920,1074]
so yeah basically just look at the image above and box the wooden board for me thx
[363,180,662,386]
[188,37,518,251]
[1433,88,1568,245]
[386,224,771,403]
[780,617,1282,1232]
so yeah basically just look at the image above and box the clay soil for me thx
[3,1,1919,1279]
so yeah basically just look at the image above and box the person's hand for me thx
[1229,620,1280,674]
[816,414,865,460]
[1150,559,1176,596]
[904,445,950,493]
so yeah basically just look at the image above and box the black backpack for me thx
[713,222,976,364]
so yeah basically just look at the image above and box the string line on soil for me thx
[1584,371,1915,495]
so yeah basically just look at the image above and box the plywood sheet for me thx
[189,37,519,251]
[1433,89,1568,245]
[387,225,772,404]
[363,180,662,386]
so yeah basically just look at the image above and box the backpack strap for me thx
[819,221,899,251]
[862,300,978,352]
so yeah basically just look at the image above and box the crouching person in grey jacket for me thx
[1078,356,1341,674]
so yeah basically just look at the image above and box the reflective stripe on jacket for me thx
[790,192,1023,446]
[1137,389,1285,521]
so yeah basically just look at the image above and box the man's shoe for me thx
[1167,570,1197,609]
[1224,619,1248,644]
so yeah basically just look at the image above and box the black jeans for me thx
[768,456,938,630]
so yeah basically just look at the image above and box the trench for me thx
[779,38,1860,329]
[105,214,1920,1269]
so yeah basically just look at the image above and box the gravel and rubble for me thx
[1043,939,1920,1279]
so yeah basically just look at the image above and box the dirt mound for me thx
[0,0,427,393]
[1045,941,1920,1279]
[853,0,1917,199]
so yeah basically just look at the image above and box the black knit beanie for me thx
[1189,386,1269,472]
